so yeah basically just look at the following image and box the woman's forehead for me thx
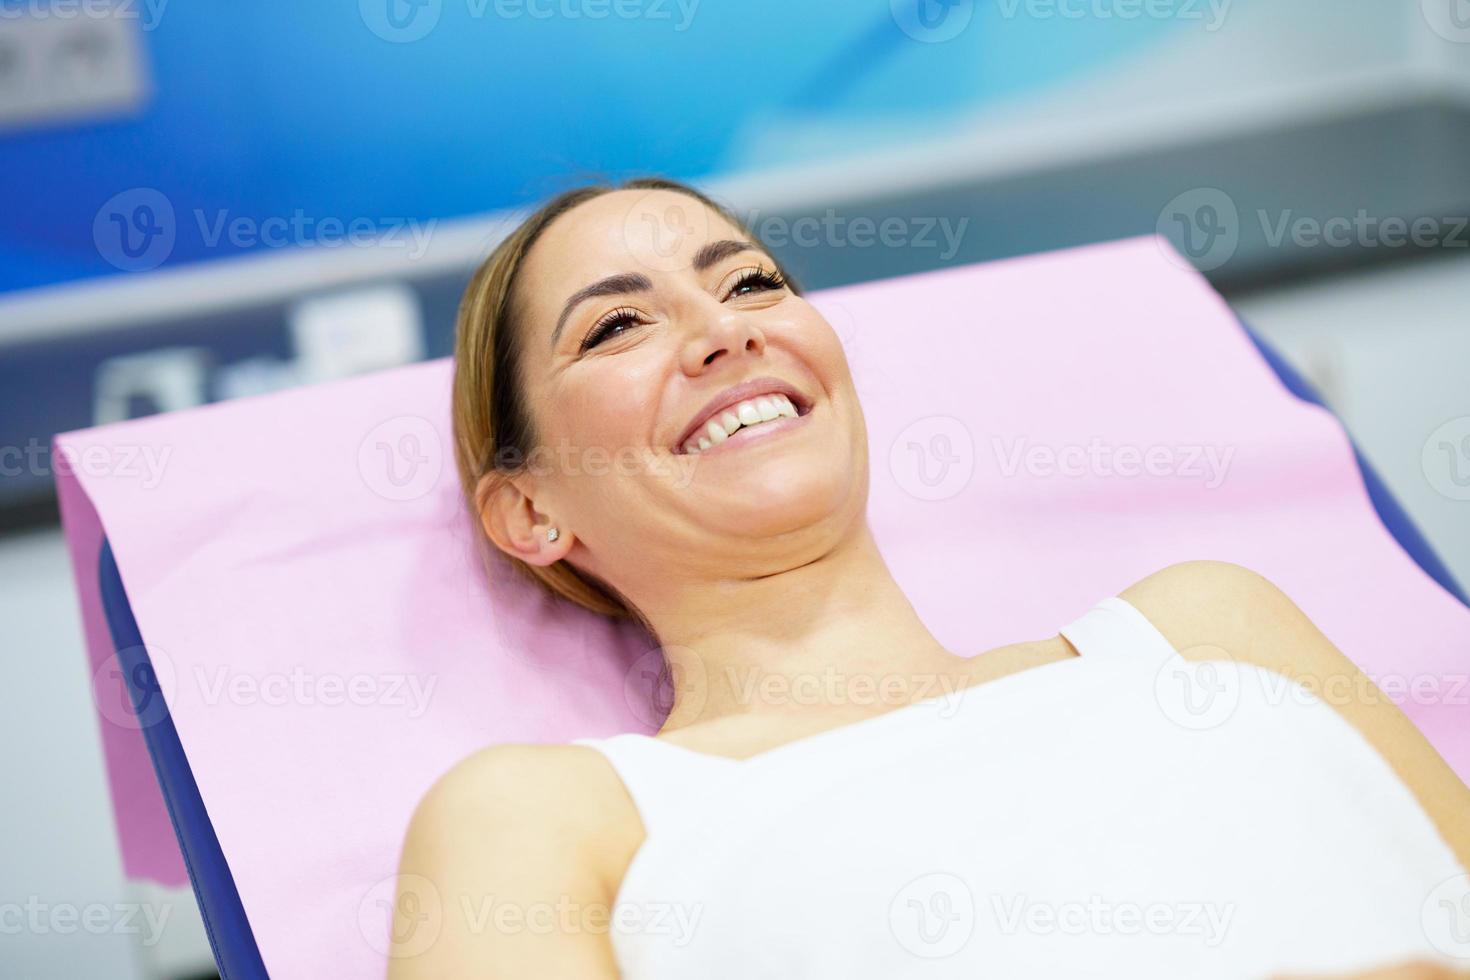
[533,189,744,278]
[520,189,749,330]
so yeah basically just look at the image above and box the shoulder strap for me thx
[1059,595,1185,667]
[571,734,724,838]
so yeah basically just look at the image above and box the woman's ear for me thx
[474,472,572,567]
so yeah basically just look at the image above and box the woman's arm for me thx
[1121,560,1470,869]
[387,744,632,979]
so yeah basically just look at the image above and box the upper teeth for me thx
[681,394,800,454]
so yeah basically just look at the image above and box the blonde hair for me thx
[451,176,800,622]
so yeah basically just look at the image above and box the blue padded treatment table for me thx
[95,324,1467,978]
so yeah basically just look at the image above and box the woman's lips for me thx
[672,377,813,452]
[681,404,812,459]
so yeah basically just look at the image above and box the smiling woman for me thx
[390,177,1470,980]
[447,176,827,624]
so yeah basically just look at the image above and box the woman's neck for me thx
[641,526,975,733]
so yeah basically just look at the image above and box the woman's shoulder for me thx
[1110,558,1396,684]
[1116,559,1318,672]
[397,743,642,910]
[1116,558,1427,719]
[389,744,636,974]
[1117,559,1470,866]
[405,741,639,857]
[424,740,616,793]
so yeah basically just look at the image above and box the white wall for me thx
[0,530,212,979]
[0,529,144,978]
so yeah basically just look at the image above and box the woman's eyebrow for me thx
[552,272,652,349]
[548,240,759,350]
[692,239,756,270]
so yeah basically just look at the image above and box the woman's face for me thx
[496,188,869,592]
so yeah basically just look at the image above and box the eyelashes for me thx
[726,265,788,298]
[577,264,789,353]
[580,305,642,353]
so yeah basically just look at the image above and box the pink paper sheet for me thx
[55,237,1470,977]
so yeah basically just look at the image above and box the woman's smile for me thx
[678,398,814,459]
[673,374,818,457]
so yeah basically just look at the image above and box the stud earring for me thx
[546,527,559,543]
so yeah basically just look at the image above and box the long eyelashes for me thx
[577,264,789,353]
[726,265,788,298]
[580,306,642,353]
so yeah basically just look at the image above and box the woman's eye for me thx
[727,267,788,300]
[581,309,640,352]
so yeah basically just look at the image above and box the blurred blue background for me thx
[2,2,1469,977]
[2,2,1183,292]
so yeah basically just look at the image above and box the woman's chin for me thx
[695,464,859,539]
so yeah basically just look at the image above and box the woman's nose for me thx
[678,303,767,374]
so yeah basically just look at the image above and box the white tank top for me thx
[573,596,1466,978]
